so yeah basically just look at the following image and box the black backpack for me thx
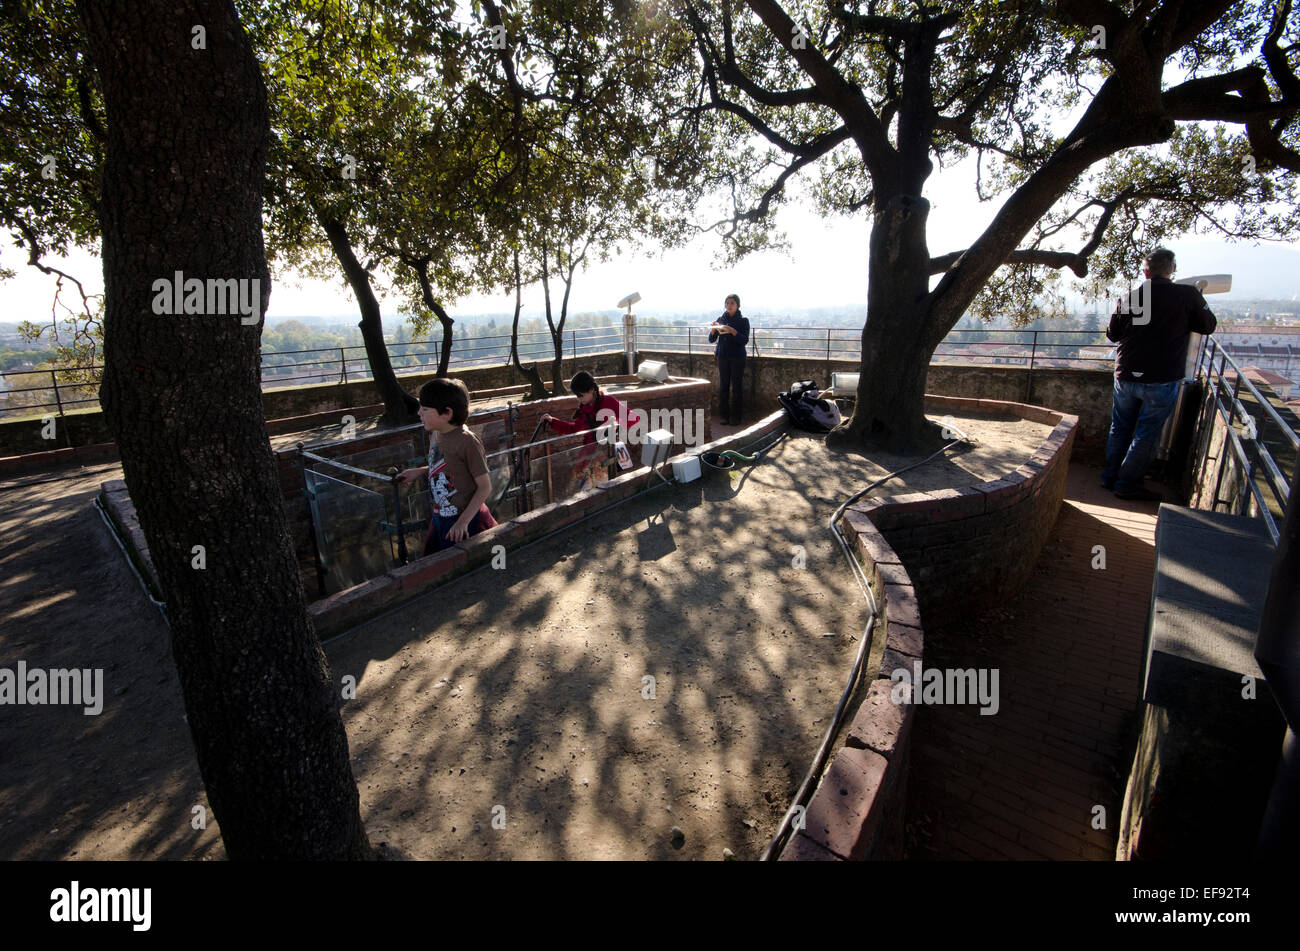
[778,380,842,432]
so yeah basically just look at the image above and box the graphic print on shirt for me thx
[427,439,460,517]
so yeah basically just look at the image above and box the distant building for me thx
[1230,366,1295,400]
[1213,325,1300,378]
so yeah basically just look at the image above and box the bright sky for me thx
[4,150,1296,326]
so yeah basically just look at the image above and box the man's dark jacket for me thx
[1106,276,1217,383]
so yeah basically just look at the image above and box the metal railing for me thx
[637,326,1116,369]
[0,326,622,418]
[0,325,1122,420]
[1190,336,1298,545]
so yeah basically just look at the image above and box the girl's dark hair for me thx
[417,377,470,426]
[568,370,601,422]
[569,370,599,396]
[726,293,741,307]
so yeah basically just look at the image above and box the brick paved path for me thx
[904,462,1161,860]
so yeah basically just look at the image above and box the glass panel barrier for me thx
[304,468,395,594]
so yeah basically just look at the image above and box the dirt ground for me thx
[0,409,1051,860]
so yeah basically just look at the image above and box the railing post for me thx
[388,468,409,565]
[1242,457,1257,517]
[51,370,65,417]
[1024,331,1038,402]
[340,347,348,385]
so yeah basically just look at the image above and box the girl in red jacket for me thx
[540,371,641,491]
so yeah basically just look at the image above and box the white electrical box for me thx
[637,360,669,383]
[642,428,674,468]
[671,454,702,483]
[831,372,860,394]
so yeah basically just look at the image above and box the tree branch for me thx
[704,127,852,237]
[742,0,895,178]
[930,247,1089,277]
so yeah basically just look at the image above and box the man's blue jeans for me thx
[1102,378,1182,492]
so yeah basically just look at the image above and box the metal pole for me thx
[388,468,409,565]
[51,370,65,417]
[340,347,348,385]
[1025,331,1038,402]
[300,443,329,598]
[545,438,553,508]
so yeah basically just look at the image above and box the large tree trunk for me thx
[318,212,418,423]
[827,194,950,453]
[78,0,372,860]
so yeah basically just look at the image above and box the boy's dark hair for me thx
[418,377,470,426]
[569,370,599,397]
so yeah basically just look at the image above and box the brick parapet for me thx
[780,394,1076,861]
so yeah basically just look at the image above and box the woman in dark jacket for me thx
[708,293,750,425]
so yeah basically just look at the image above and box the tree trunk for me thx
[77,0,371,860]
[318,212,418,423]
[828,193,950,453]
[430,298,455,378]
[410,260,455,377]
[509,250,549,399]
[549,258,576,396]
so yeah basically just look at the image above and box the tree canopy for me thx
[673,0,1299,447]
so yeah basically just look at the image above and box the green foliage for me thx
[675,0,1300,332]
[0,0,102,262]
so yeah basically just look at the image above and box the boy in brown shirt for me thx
[397,378,497,555]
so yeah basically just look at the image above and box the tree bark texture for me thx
[77,0,372,860]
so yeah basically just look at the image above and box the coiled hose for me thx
[701,430,786,471]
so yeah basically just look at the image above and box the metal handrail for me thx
[1201,337,1300,451]
[1192,337,1297,544]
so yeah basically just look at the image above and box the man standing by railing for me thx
[1103,248,1217,501]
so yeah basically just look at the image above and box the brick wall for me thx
[638,350,1109,461]
[0,351,630,460]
